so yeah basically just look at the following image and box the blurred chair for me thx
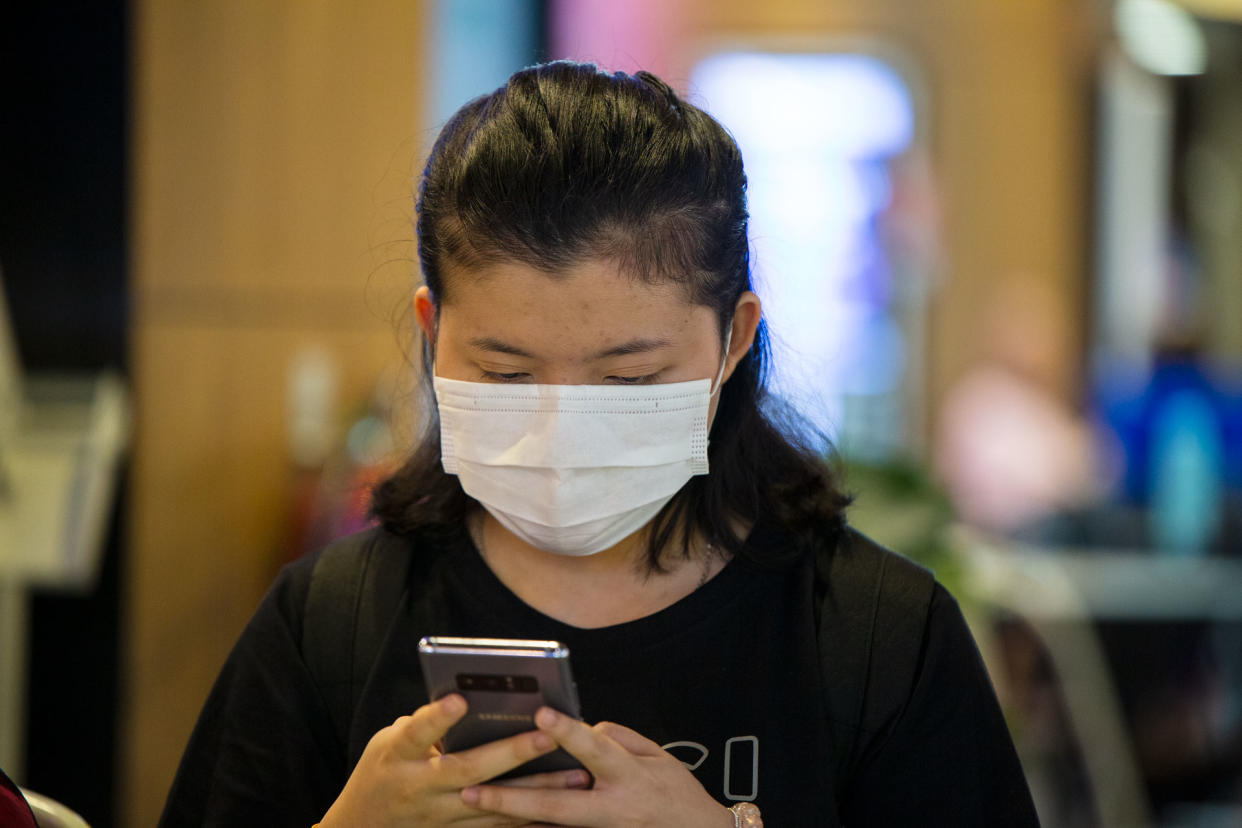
[957,527,1154,828]
[846,463,1151,823]
[17,789,90,828]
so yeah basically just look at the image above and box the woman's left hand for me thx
[460,707,732,828]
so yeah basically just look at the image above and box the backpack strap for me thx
[303,527,414,757]
[815,527,935,793]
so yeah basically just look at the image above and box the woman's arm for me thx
[158,558,348,827]
[841,584,1040,826]
[159,554,587,828]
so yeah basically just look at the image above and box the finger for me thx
[392,694,467,759]
[533,708,628,778]
[593,721,664,757]
[494,768,592,790]
[461,784,594,827]
[432,728,559,788]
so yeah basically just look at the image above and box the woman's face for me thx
[414,258,760,420]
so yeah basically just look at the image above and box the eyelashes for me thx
[480,371,528,383]
[479,371,663,385]
[607,373,662,385]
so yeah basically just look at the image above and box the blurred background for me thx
[1,0,1240,825]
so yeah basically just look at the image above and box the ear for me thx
[414,286,437,345]
[721,291,762,384]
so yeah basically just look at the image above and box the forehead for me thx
[437,259,714,350]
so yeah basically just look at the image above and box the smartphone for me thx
[417,636,585,779]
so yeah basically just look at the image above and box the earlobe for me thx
[414,286,438,343]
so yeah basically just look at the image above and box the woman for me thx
[161,61,1039,827]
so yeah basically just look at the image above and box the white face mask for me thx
[434,331,731,556]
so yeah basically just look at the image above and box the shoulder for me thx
[817,528,1006,731]
[256,525,421,646]
[820,528,969,669]
[814,527,939,727]
[814,527,936,626]
[827,537,1039,822]
[817,529,1012,779]
[306,524,419,580]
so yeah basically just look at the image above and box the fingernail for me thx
[533,731,554,751]
[442,694,464,715]
[461,786,479,805]
[536,707,560,728]
[569,770,590,788]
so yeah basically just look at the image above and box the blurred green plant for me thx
[841,456,967,602]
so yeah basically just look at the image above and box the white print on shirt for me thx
[661,741,708,770]
[662,736,759,802]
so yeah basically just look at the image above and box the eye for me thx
[481,371,530,383]
[606,372,661,385]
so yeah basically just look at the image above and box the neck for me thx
[470,509,723,629]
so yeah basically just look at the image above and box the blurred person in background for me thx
[934,274,1107,536]
[159,61,1038,827]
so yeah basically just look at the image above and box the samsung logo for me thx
[477,712,533,723]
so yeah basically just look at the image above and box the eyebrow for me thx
[469,337,534,358]
[468,336,674,361]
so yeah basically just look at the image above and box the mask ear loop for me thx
[710,325,734,398]
[424,313,440,380]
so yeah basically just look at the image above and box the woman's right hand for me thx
[318,694,588,827]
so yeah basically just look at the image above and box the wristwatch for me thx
[730,802,763,827]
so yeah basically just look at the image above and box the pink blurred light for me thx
[548,0,686,80]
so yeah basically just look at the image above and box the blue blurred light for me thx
[428,0,542,127]
[691,52,916,447]
[693,53,914,158]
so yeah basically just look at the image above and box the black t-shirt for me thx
[159,522,1039,827]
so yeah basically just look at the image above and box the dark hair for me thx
[372,61,850,569]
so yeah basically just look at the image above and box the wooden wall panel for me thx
[126,2,424,825]
[134,1,427,297]
[126,325,406,823]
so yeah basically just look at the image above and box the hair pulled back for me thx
[372,61,850,569]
